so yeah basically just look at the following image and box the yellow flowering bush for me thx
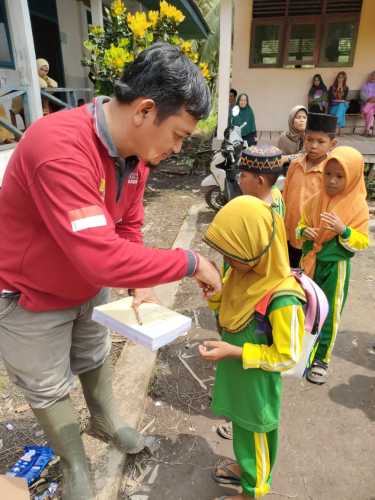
[160,0,185,23]
[82,0,211,95]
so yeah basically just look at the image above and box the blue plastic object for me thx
[6,446,55,486]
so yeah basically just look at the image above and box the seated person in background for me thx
[329,72,349,131]
[360,70,375,136]
[308,74,328,113]
[283,113,337,268]
[278,105,307,155]
[231,93,257,146]
[37,58,58,89]
[11,58,59,122]
[37,58,58,115]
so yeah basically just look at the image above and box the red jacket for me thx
[0,105,193,311]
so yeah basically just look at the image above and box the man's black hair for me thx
[114,42,210,122]
[230,88,238,98]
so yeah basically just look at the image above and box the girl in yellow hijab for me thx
[297,146,369,384]
[199,196,305,499]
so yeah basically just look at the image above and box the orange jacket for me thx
[283,154,326,249]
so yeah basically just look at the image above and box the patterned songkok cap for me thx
[240,144,283,174]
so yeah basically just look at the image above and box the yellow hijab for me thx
[204,196,305,333]
[301,146,369,277]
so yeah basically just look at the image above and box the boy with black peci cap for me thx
[283,113,337,268]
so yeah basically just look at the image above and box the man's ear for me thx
[133,98,156,127]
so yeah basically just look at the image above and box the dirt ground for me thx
[1,137,375,499]
[0,136,212,497]
[121,209,375,500]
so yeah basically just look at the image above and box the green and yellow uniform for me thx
[297,215,368,363]
[297,146,369,366]
[205,196,306,498]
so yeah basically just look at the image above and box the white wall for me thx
[232,0,375,131]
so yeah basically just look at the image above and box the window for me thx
[251,22,282,66]
[0,0,14,68]
[249,0,362,68]
[320,19,358,66]
[286,23,317,66]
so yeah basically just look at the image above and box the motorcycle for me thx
[201,116,246,211]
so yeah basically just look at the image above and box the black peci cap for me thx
[240,145,283,174]
[306,113,337,134]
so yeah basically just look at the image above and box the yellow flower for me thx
[190,52,199,64]
[104,44,134,73]
[89,25,104,36]
[199,62,210,80]
[127,12,151,38]
[160,1,185,24]
[148,10,159,28]
[111,0,125,17]
[180,41,193,54]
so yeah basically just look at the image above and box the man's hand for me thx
[131,288,160,309]
[321,212,345,234]
[199,340,242,361]
[194,254,222,298]
[303,227,319,240]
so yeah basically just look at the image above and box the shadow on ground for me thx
[329,374,375,421]
[123,433,238,500]
[333,329,375,371]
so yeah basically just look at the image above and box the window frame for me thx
[249,12,361,69]
[249,17,284,69]
[282,15,322,67]
[318,13,360,68]
[0,0,15,69]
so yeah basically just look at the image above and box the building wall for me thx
[232,0,375,131]
[56,0,90,89]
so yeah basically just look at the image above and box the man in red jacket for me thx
[0,43,220,499]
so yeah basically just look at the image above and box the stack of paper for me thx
[92,297,192,351]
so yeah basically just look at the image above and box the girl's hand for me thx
[199,341,242,361]
[321,212,346,234]
[303,227,319,240]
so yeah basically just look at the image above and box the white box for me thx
[92,297,192,351]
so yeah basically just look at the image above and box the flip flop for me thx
[212,460,241,485]
[306,360,328,385]
[216,422,233,440]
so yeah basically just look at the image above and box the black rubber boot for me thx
[79,357,153,454]
[32,396,94,500]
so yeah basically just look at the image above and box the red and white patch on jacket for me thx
[68,205,107,232]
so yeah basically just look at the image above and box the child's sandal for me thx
[306,360,328,385]
[216,422,233,440]
[212,460,241,485]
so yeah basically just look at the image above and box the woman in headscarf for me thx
[231,93,257,146]
[297,146,369,385]
[328,71,349,131]
[308,74,328,113]
[37,58,58,89]
[37,58,58,115]
[360,70,375,136]
[199,196,306,499]
[277,105,307,155]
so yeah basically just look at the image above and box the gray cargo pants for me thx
[0,288,110,409]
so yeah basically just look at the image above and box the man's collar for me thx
[91,96,119,158]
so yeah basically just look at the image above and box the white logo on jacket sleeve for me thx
[68,205,107,232]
